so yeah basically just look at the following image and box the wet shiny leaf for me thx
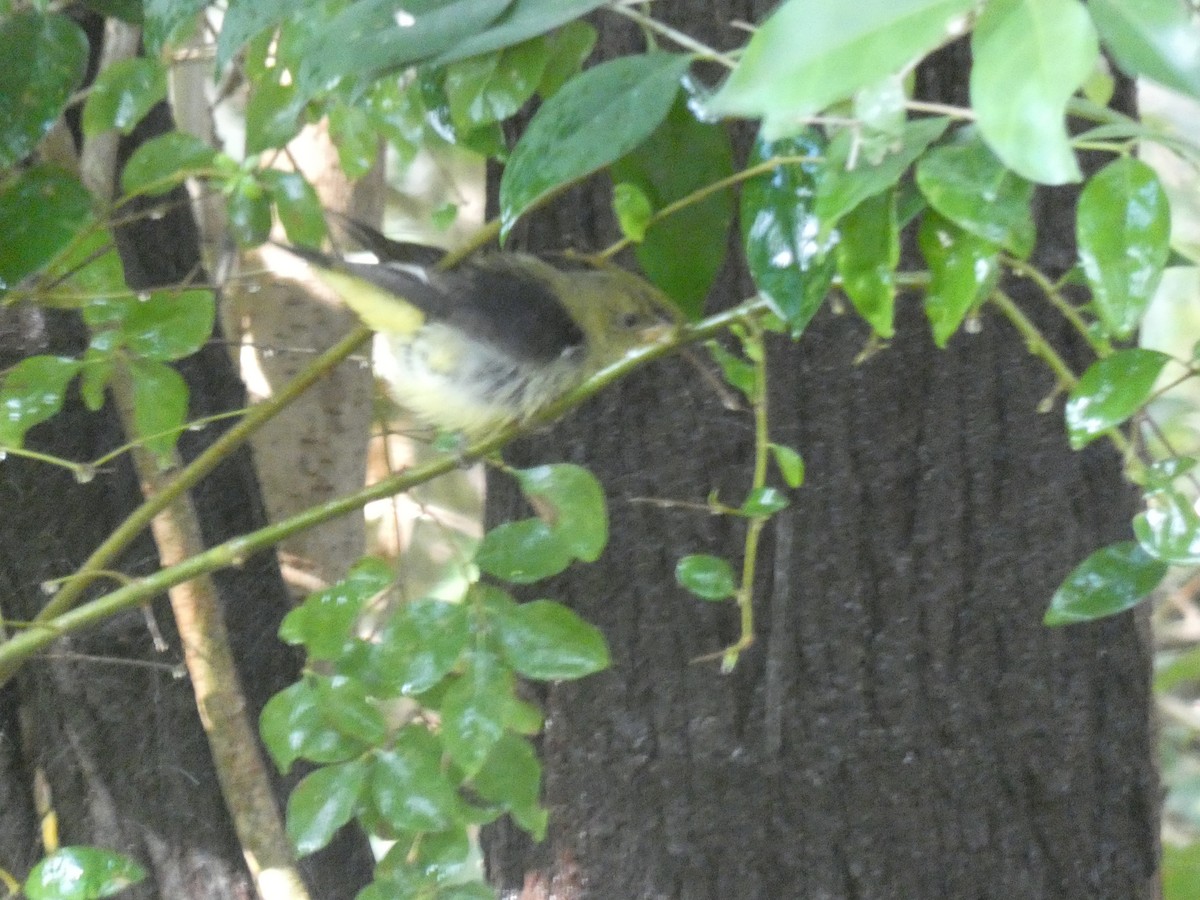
[1077,157,1171,339]
[1064,348,1170,449]
[1044,541,1166,625]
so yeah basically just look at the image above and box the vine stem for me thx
[988,289,1133,459]
[0,300,772,682]
[609,2,738,67]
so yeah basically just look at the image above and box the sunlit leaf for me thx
[705,0,974,137]
[969,0,1097,184]
[1089,0,1200,99]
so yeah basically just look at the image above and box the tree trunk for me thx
[482,6,1158,899]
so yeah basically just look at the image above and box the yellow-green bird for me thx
[278,221,677,437]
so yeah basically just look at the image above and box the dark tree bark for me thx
[483,4,1158,899]
[0,93,374,898]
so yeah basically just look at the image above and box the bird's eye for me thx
[619,311,642,329]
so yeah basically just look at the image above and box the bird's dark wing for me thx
[432,257,585,366]
[275,243,584,366]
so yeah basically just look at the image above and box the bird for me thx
[275,221,678,437]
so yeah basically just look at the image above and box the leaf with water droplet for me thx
[0,355,81,448]
[1064,348,1170,449]
[1044,541,1166,625]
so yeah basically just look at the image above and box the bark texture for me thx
[482,7,1158,899]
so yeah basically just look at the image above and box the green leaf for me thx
[969,0,1097,184]
[371,726,461,832]
[0,356,82,448]
[1165,842,1200,900]
[741,486,790,517]
[513,463,607,562]
[121,131,217,197]
[704,0,975,137]
[539,20,597,97]
[500,52,690,238]
[741,129,836,335]
[491,599,609,680]
[24,847,146,900]
[260,681,366,774]
[353,597,470,696]
[245,77,304,153]
[675,554,737,601]
[439,650,511,776]
[1134,486,1200,564]
[261,170,327,247]
[120,290,215,361]
[917,211,1001,347]
[226,176,273,248]
[326,101,378,181]
[1044,541,1166,625]
[1088,0,1200,99]
[610,85,735,318]
[914,134,1036,257]
[286,759,368,857]
[143,0,207,54]
[0,11,88,168]
[0,167,95,293]
[476,520,572,584]
[1064,348,1170,449]
[613,182,653,242]
[315,675,388,745]
[707,341,757,398]
[432,0,609,66]
[128,358,188,466]
[82,0,145,24]
[216,0,297,71]
[378,827,474,884]
[1077,157,1171,339]
[297,0,511,98]
[814,116,949,236]
[444,38,548,132]
[280,557,393,659]
[80,346,113,412]
[472,733,546,839]
[51,229,126,303]
[836,190,898,338]
[82,58,167,137]
[769,443,805,488]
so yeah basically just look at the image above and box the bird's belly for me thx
[375,328,581,435]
